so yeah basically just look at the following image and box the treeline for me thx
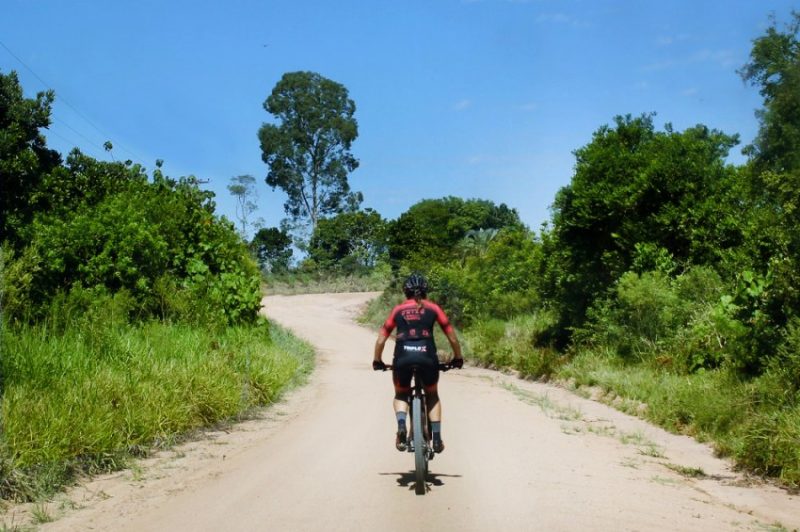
[0,70,311,502]
[289,14,800,485]
[1,72,262,327]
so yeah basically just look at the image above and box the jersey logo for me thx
[403,344,428,353]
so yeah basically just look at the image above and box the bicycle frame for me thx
[386,363,450,495]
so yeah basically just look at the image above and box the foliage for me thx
[258,71,362,234]
[251,226,293,274]
[307,209,387,274]
[427,228,542,325]
[740,11,800,175]
[577,267,746,374]
[387,196,522,271]
[227,174,260,239]
[0,73,262,328]
[464,314,561,378]
[0,70,61,248]
[0,309,313,500]
[264,262,391,296]
[2,168,261,326]
[545,114,741,337]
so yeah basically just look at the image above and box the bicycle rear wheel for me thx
[412,395,427,494]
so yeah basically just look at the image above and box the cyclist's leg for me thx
[421,359,441,422]
[392,365,412,413]
[421,359,444,452]
[424,383,441,421]
[392,365,412,450]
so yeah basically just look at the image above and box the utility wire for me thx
[46,128,105,159]
[0,39,144,162]
[52,116,108,154]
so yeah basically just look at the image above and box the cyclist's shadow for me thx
[379,471,462,493]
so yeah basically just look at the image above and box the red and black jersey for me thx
[380,299,453,359]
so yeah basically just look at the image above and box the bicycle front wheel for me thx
[412,395,426,494]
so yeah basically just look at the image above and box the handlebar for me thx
[376,363,458,372]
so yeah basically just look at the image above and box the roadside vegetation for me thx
[0,70,313,502]
[354,14,800,488]
[2,8,799,506]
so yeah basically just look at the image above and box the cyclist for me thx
[373,273,463,454]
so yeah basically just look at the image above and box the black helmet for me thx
[403,273,428,299]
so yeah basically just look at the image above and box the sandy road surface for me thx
[12,292,796,531]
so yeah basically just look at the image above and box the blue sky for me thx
[2,1,797,236]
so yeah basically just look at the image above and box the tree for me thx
[307,209,387,273]
[258,71,361,236]
[732,12,800,369]
[387,196,522,270]
[251,227,293,274]
[0,70,61,247]
[740,11,800,174]
[227,174,259,239]
[545,114,741,338]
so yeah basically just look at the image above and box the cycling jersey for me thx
[380,299,454,388]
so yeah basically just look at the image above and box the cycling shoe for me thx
[396,429,407,451]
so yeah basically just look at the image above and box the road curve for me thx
[34,292,798,531]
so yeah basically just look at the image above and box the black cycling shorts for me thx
[393,341,439,390]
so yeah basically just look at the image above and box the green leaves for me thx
[388,196,522,271]
[258,71,361,233]
[547,115,741,334]
[0,70,61,247]
[307,209,387,274]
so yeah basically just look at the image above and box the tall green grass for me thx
[557,350,800,486]
[0,317,313,501]
[264,266,391,295]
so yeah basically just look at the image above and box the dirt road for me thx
[22,293,797,531]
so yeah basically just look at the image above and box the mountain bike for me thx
[383,362,454,495]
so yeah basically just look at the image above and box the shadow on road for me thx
[379,471,463,494]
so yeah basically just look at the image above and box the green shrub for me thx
[464,313,561,379]
[770,317,800,393]
[735,406,800,485]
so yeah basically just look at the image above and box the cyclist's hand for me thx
[450,357,464,369]
[373,360,387,371]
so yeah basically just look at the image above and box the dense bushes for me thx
[1,163,261,327]
[576,267,744,373]
[426,228,542,325]
[0,69,297,502]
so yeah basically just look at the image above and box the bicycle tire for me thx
[412,395,426,494]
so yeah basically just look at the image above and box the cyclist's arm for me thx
[445,328,462,360]
[375,312,396,363]
[374,332,389,363]
[429,301,462,361]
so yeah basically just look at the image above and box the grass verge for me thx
[263,267,390,296]
[0,318,313,502]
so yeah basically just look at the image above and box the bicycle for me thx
[381,362,455,495]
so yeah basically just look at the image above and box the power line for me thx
[45,128,105,159]
[52,116,108,154]
[0,39,144,162]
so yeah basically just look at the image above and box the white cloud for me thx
[535,12,589,28]
[690,48,736,68]
[453,99,472,111]
[643,48,737,72]
[656,34,690,46]
[518,102,538,112]
[682,87,699,96]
